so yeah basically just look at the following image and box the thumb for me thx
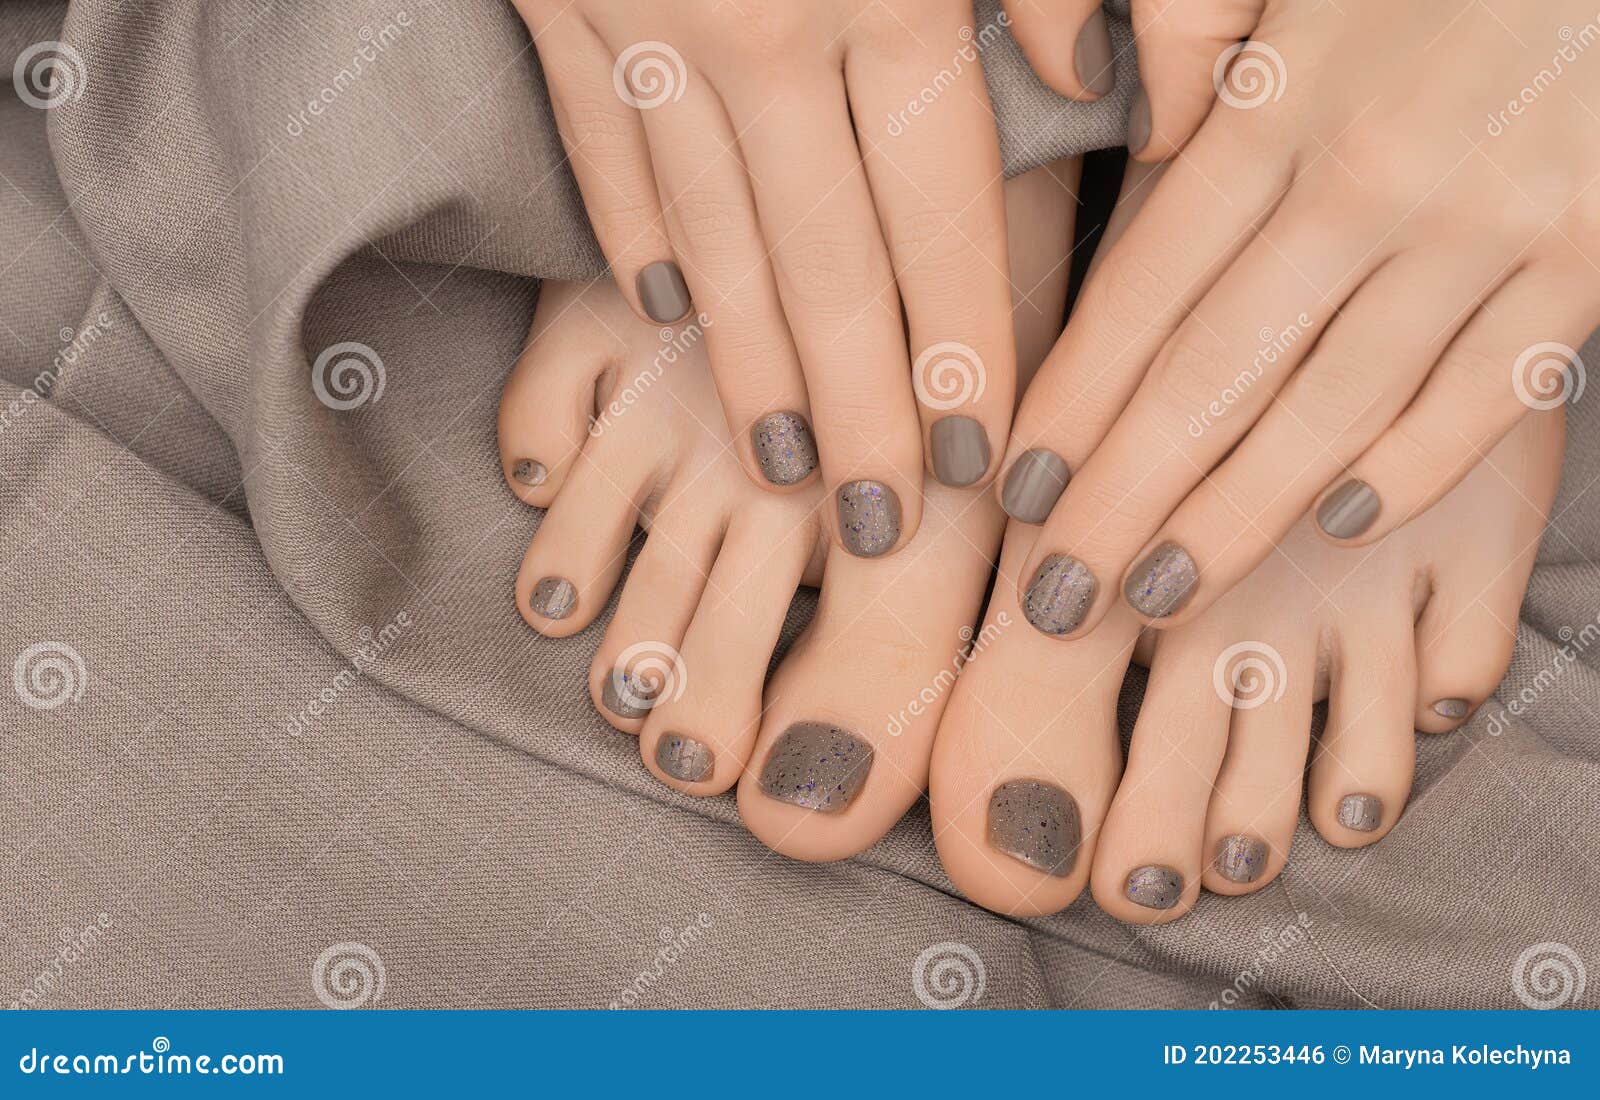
[1002,0,1120,100]
[1127,0,1266,160]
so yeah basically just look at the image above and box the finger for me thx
[1125,0,1268,160]
[1001,0,1118,100]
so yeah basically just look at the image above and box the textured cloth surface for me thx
[2,0,1595,1010]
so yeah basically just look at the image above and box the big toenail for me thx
[1124,542,1199,619]
[511,459,547,487]
[655,733,713,783]
[759,722,874,813]
[1125,865,1184,910]
[530,577,577,620]
[1214,835,1268,884]
[1317,479,1381,539]
[1337,794,1383,832]
[1433,697,1470,719]
[1022,554,1097,636]
[930,416,991,488]
[751,411,818,486]
[601,669,659,719]
[836,480,902,558]
[1000,449,1070,524]
[636,260,691,323]
[988,780,1080,877]
[1074,7,1115,96]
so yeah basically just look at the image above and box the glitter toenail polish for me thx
[1022,553,1098,636]
[1000,449,1070,524]
[530,577,577,620]
[1126,865,1184,910]
[512,459,546,487]
[930,416,991,488]
[636,260,691,323]
[1214,835,1268,884]
[751,411,818,486]
[1433,697,1470,719]
[836,480,902,558]
[1124,541,1199,619]
[601,670,658,719]
[1337,793,1383,832]
[759,722,874,813]
[1074,8,1115,96]
[988,780,1081,877]
[655,733,713,783]
[1317,479,1380,539]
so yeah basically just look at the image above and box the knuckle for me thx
[777,227,880,305]
[888,206,973,270]
[669,191,755,257]
[1095,252,1184,335]
[1295,356,1379,440]
[1153,333,1234,415]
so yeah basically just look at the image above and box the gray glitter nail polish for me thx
[1337,794,1383,832]
[636,260,691,323]
[1000,449,1070,524]
[1074,7,1115,96]
[512,459,547,487]
[836,480,902,558]
[1317,479,1380,539]
[1126,865,1183,910]
[1124,541,1198,619]
[1022,553,1098,636]
[751,411,818,486]
[759,722,874,813]
[1433,697,1470,719]
[655,733,713,783]
[1214,835,1268,884]
[601,670,658,719]
[930,416,991,488]
[1127,85,1152,155]
[530,576,577,620]
[988,779,1080,877]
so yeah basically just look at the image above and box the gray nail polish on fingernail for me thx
[512,459,547,487]
[1124,541,1198,619]
[1023,553,1098,636]
[530,576,576,620]
[1433,697,1470,719]
[751,411,818,486]
[988,779,1081,877]
[1126,865,1183,910]
[1214,835,1268,885]
[601,670,658,719]
[836,480,902,558]
[1074,8,1115,97]
[1337,793,1383,832]
[930,416,991,488]
[1317,479,1381,539]
[759,722,874,813]
[1127,85,1152,155]
[1001,448,1070,523]
[655,733,713,783]
[636,260,691,323]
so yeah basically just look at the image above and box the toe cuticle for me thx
[1000,448,1070,524]
[655,733,714,783]
[1124,541,1198,619]
[758,722,874,813]
[987,779,1081,878]
[930,416,991,488]
[530,577,577,620]
[511,459,547,487]
[836,480,902,558]
[1337,793,1383,832]
[636,260,692,324]
[1214,835,1269,885]
[751,411,818,486]
[601,669,659,719]
[1432,697,1470,719]
[1126,865,1184,910]
[1022,553,1097,636]
[1317,479,1381,539]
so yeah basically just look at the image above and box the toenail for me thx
[511,459,547,487]
[930,416,991,488]
[1000,448,1070,524]
[655,733,713,783]
[987,779,1080,877]
[1126,85,1152,156]
[1074,7,1115,97]
[1124,541,1199,619]
[1317,479,1381,539]
[759,722,874,814]
[1022,553,1097,636]
[1125,865,1184,910]
[635,260,691,323]
[601,669,659,719]
[1432,697,1470,719]
[1214,835,1269,884]
[530,577,577,620]
[836,480,902,558]
[1337,793,1383,832]
[751,411,818,486]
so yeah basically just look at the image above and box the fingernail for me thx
[1074,8,1115,97]
[512,459,547,487]
[530,576,577,620]
[988,779,1080,877]
[1000,448,1070,523]
[1337,793,1383,832]
[1124,541,1198,619]
[1214,835,1268,885]
[601,670,658,719]
[1125,865,1183,910]
[655,733,713,783]
[1317,480,1380,539]
[930,416,991,487]
[751,411,818,486]
[759,721,874,814]
[836,480,902,558]
[1022,553,1098,636]
[1433,697,1470,719]
[1127,85,1152,155]
[636,260,691,323]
